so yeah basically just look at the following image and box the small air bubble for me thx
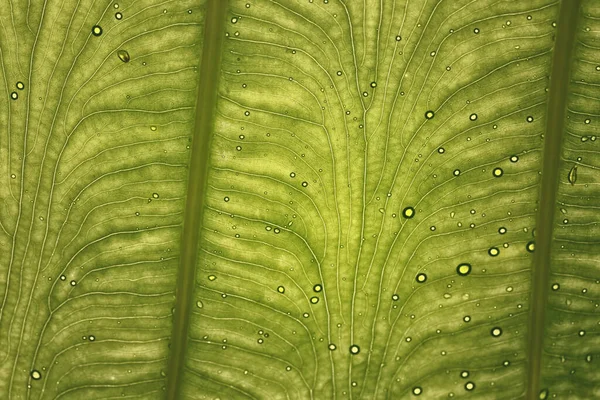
[92,25,103,36]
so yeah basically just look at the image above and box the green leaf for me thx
[0,0,598,399]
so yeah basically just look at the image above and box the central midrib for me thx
[526,0,581,399]
[165,1,229,399]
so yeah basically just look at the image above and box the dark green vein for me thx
[165,1,228,399]
[527,0,581,399]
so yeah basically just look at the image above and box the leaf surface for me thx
[0,0,598,399]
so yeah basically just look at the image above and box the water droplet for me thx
[585,354,592,362]
[31,370,41,380]
[328,343,337,350]
[412,386,422,396]
[152,193,159,199]
[392,294,399,301]
[349,344,360,355]
[498,227,507,234]
[302,312,309,318]
[208,275,216,281]
[491,327,503,337]
[196,300,204,308]
[89,335,95,341]
[92,25,103,36]
[578,330,585,337]
[60,275,66,281]
[510,155,519,162]
[117,49,130,62]
[539,388,549,399]
[70,280,76,286]
[453,169,461,176]
[370,81,377,88]
[231,17,238,24]
[488,247,500,257]
[10,92,18,100]
[526,241,535,253]
[223,196,230,202]
[551,283,560,291]
[313,284,322,292]
[395,35,402,41]
[416,273,427,283]
[277,286,285,293]
[493,168,503,177]
[273,228,280,234]
[465,382,476,391]
[425,110,434,119]
[473,28,480,34]
[469,113,478,121]
[115,12,123,20]
[310,296,319,304]
[463,316,471,322]
[402,206,415,219]
[438,147,445,153]
[301,181,308,187]
[456,263,472,276]
[526,116,534,123]
[460,371,469,378]
[290,172,296,178]
[568,165,577,185]
[16,81,24,90]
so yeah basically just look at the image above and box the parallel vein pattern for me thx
[187,0,559,399]
[0,0,205,398]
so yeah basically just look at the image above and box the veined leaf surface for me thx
[0,0,598,399]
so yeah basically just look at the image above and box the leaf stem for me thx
[527,1,581,398]
[166,1,228,399]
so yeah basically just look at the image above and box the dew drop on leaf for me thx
[89,335,95,341]
[115,12,123,20]
[152,193,159,199]
[117,50,130,63]
[370,81,377,88]
[526,116,534,123]
[463,316,471,322]
[196,300,204,308]
[453,169,460,176]
[491,327,503,337]
[493,167,503,177]
[208,275,216,281]
[402,206,415,219]
[277,286,285,293]
[412,386,422,396]
[290,172,296,178]
[313,284,322,292]
[437,147,444,153]
[526,241,535,252]
[568,165,577,185]
[488,247,500,257]
[328,343,337,350]
[469,113,478,121]
[498,227,507,234]
[310,296,319,304]
[349,344,360,355]
[510,155,519,162]
[10,92,18,100]
[231,17,238,24]
[31,370,41,380]
[223,196,229,202]
[395,35,401,41]
[539,388,549,399]
[415,273,427,283]
[91,25,103,36]
[16,81,24,90]
[465,382,476,391]
[551,283,560,291]
[424,110,434,119]
[392,294,399,301]
[473,28,480,34]
[460,370,469,378]
[301,181,308,187]
[456,263,472,276]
